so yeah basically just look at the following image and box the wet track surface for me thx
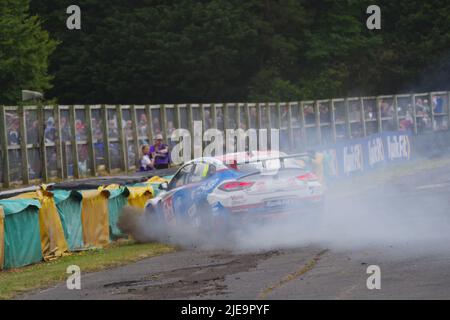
[22,163,450,300]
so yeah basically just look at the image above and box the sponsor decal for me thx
[343,144,364,176]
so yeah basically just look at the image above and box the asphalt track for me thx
[22,160,450,300]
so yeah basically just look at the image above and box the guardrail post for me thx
[69,105,80,178]
[0,107,11,188]
[85,105,96,176]
[116,105,127,173]
[19,106,30,185]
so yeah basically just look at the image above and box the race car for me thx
[143,151,325,235]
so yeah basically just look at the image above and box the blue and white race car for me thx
[144,151,325,235]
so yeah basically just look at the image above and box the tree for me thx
[0,0,58,104]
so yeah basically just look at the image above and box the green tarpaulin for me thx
[107,187,130,239]
[0,199,43,269]
[53,190,84,251]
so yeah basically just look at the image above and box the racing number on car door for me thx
[163,196,175,224]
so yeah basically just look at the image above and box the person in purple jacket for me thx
[150,134,170,169]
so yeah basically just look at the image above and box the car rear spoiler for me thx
[233,152,314,169]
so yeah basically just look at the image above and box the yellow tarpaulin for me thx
[127,185,154,209]
[146,176,169,184]
[81,190,110,248]
[0,207,4,270]
[12,187,69,260]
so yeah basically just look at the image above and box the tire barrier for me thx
[0,175,172,270]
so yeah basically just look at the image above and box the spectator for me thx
[75,119,87,141]
[125,120,134,139]
[400,110,414,131]
[60,116,71,142]
[44,117,56,143]
[153,118,161,134]
[139,144,154,171]
[138,113,148,137]
[150,134,170,169]
[7,119,20,145]
[27,120,40,144]
[108,118,119,138]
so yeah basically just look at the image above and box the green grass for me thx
[0,240,176,300]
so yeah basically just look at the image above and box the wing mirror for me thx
[159,182,168,191]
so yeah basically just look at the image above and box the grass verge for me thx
[0,240,176,300]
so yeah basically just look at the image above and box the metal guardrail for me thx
[0,91,449,188]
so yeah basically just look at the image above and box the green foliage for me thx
[0,0,58,104]
[28,0,450,104]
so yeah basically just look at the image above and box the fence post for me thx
[299,101,307,146]
[392,95,400,131]
[266,103,272,149]
[235,103,241,130]
[411,94,418,135]
[448,91,450,130]
[211,104,218,129]
[175,104,181,129]
[53,105,64,179]
[376,96,383,133]
[360,97,367,137]
[245,103,251,131]
[85,105,96,177]
[116,105,127,173]
[69,105,80,178]
[130,105,140,168]
[0,107,10,188]
[18,106,30,185]
[330,100,337,143]
[39,106,49,182]
[187,104,194,158]
[344,98,352,138]
[429,92,436,131]
[314,101,322,145]
[160,104,167,142]
[287,103,294,149]
[101,105,112,173]
[145,105,154,144]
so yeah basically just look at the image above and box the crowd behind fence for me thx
[0,91,449,188]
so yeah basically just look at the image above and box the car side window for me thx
[189,162,215,184]
[169,164,194,189]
